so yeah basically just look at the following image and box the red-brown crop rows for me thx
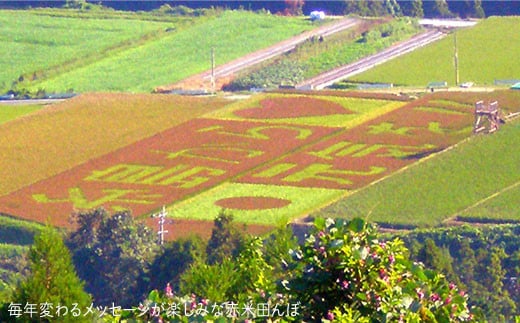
[0,91,482,231]
[236,95,474,189]
[235,96,353,119]
[0,118,336,227]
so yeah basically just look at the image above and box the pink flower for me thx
[326,311,334,321]
[165,283,174,298]
[430,293,440,302]
[388,254,395,264]
[341,280,349,290]
[449,282,456,290]
[444,296,452,305]
[416,288,424,299]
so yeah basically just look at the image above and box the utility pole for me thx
[454,32,459,86]
[211,47,216,94]
[152,206,169,246]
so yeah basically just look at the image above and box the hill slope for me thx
[15,10,314,93]
[350,17,520,87]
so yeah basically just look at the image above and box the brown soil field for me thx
[0,93,229,196]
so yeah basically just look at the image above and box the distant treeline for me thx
[1,0,519,17]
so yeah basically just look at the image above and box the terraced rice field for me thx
[315,90,520,227]
[2,90,512,238]
[0,93,229,196]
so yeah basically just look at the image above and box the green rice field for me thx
[350,17,520,87]
[22,10,314,93]
[315,117,520,227]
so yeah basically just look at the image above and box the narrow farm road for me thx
[296,29,447,90]
[155,18,360,92]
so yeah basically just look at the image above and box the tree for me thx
[68,208,158,308]
[205,210,245,265]
[418,238,459,285]
[433,0,455,18]
[284,0,304,16]
[10,226,92,322]
[148,235,205,293]
[471,0,485,18]
[401,0,424,17]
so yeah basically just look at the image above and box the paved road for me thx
[0,98,66,105]
[296,30,447,90]
[156,18,360,92]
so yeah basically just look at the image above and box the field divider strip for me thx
[445,179,520,222]
[20,28,174,88]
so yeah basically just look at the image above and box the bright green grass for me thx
[0,105,43,124]
[168,183,345,225]
[0,10,173,91]
[351,17,520,87]
[314,119,520,227]
[207,93,406,127]
[31,11,315,93]
[458,183,520,222]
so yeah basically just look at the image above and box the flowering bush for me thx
[114,218,474,322]
[282,218,473,322]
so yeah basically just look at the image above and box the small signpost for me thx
[152,206,169,245]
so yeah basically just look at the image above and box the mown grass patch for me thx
[351,17,520,86]
[0,93,229,196]
[168,183,345,225]
[0,104,43,124]
[314,118,520,227]
[29,11,314,93]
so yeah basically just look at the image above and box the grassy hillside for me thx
[0,9,174,92]
[23,10,314,93]
[350,17,520,87]
[314,90,520,227]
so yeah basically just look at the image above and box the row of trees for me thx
[2,209,476,322]
[3,208,520,321]
[400,225,520,321]
[342,0,485,19]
